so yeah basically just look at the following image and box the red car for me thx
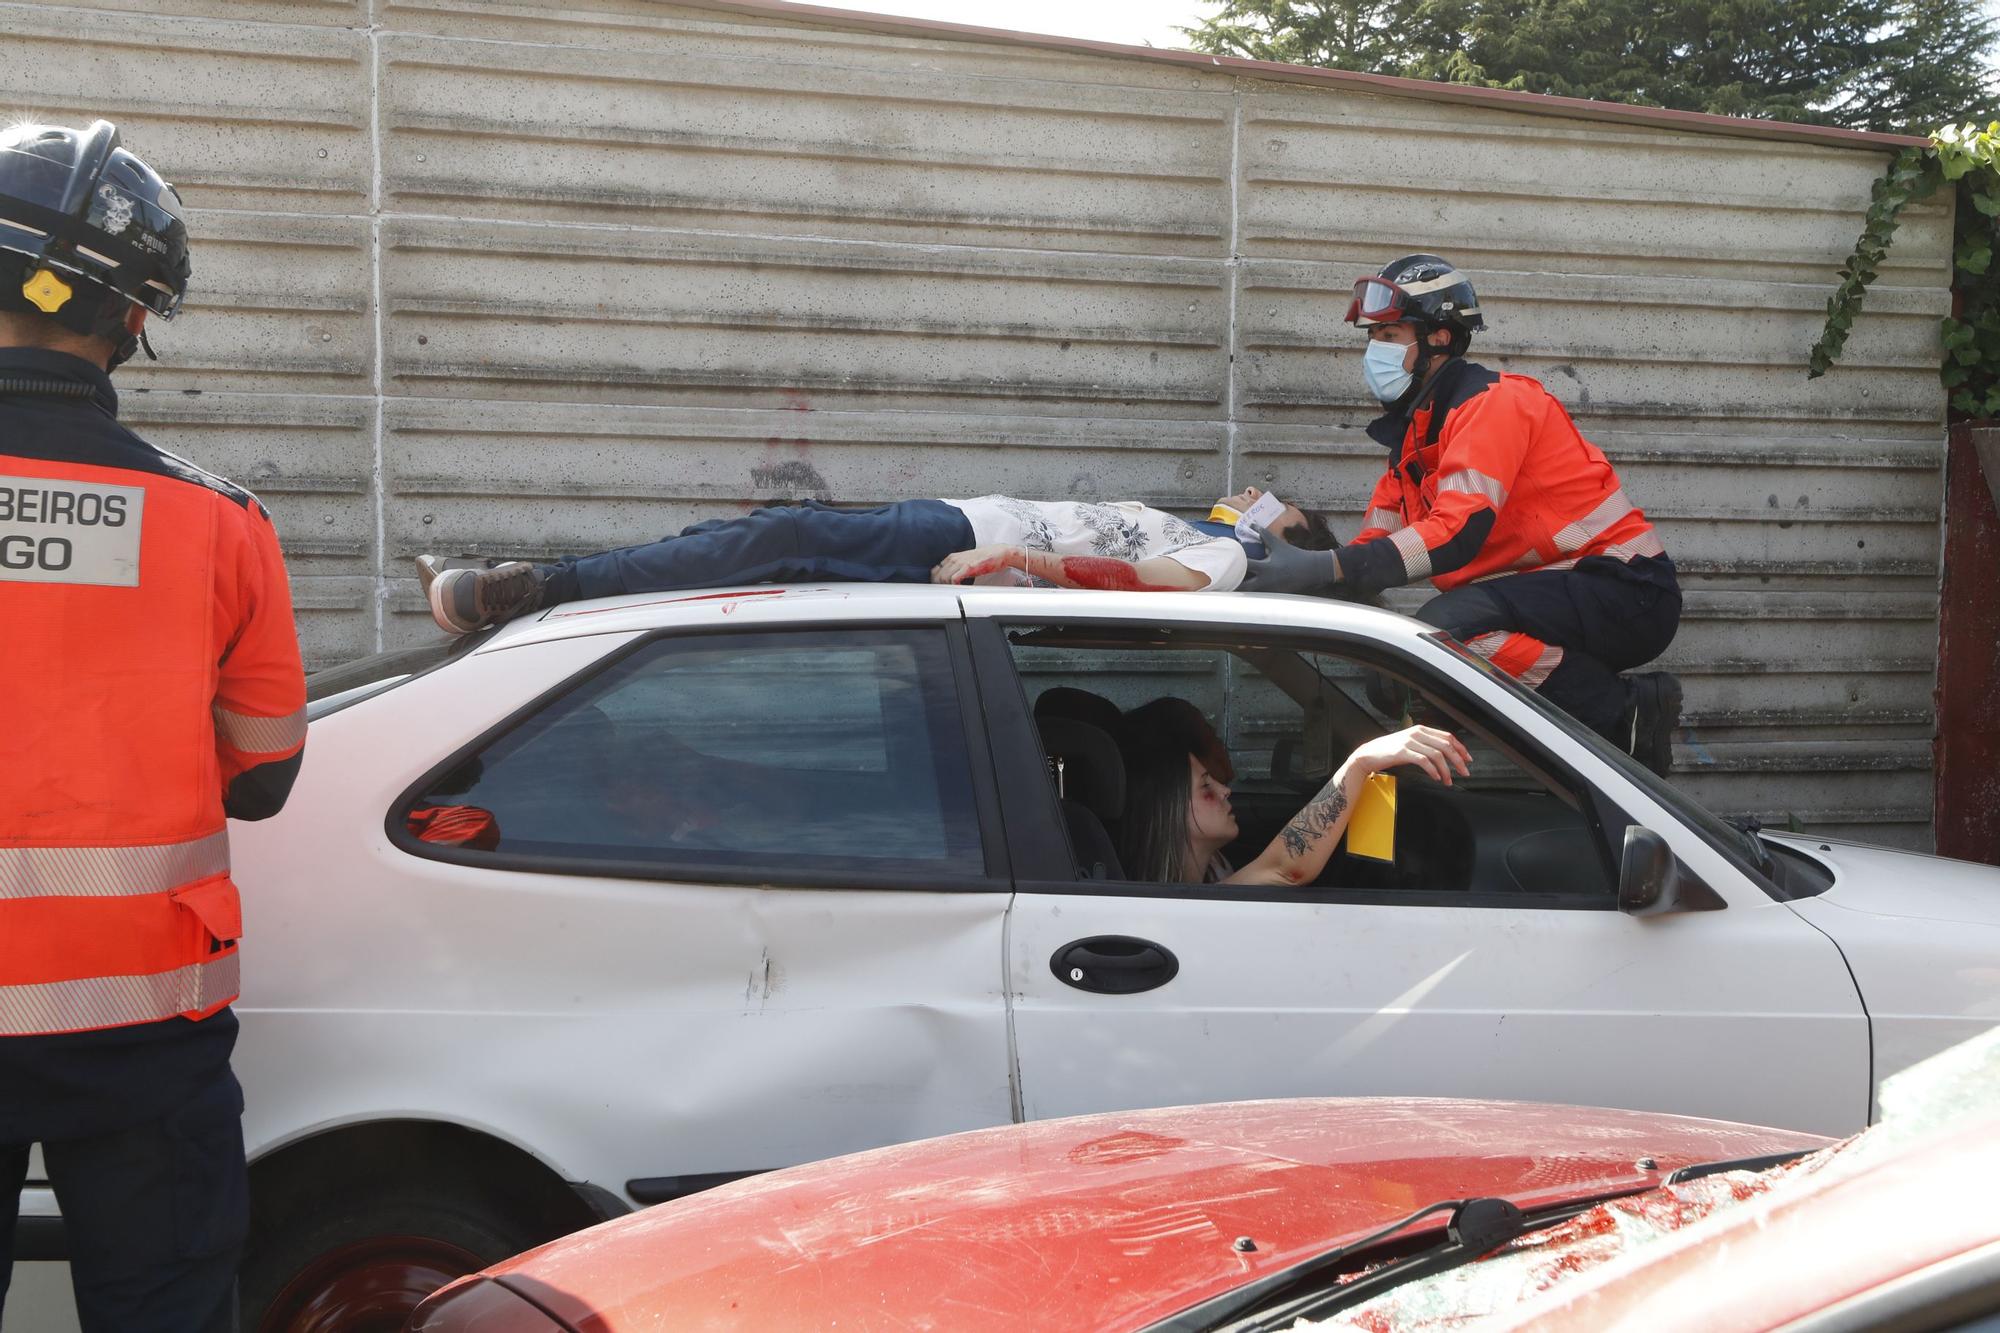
[407,1092,1891,1333]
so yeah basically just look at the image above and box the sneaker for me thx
[1625,671,1683,776]
[417,553,543,634]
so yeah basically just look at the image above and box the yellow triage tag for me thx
[1346,772,1397,863]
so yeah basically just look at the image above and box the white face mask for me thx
[1362,338,1414,403]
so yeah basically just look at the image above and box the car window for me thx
[399,628,984,880]
[1427,633,1783,893]
[1005,624,1612,900]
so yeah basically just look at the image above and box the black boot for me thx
[1622,671,1682,776]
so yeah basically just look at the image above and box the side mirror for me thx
[1619,826,1727,916]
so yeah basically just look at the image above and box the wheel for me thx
[243,1188,553,1333]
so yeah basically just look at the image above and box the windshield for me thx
[306,631,486,720]
[1424,633,1778,890]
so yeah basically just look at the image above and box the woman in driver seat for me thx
[1116,701,1470,886]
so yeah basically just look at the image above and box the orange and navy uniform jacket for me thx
[1340,359,1666,600]
[0,347,306,1038]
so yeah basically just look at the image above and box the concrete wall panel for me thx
[0,0,1952,847]
[115,394,378,668]
[5,8,370,214]
[381,0,1225,92]
[1239,89,1953,280]
[111,211,376,396]
[380,219,1229,411]
[377,27,1231,252]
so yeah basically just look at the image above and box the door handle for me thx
[1051,936,1179,995]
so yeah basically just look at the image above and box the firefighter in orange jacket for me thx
[1245,255,1682,773]
[0,122,305,1332]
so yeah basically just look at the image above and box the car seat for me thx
[1034,716,1128,881]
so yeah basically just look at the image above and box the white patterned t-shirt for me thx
[941,497,1247,591]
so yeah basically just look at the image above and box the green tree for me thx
[1177,0,1426,74]
[1181,0,2000,134]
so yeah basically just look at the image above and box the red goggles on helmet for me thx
[1345,276,1413,326]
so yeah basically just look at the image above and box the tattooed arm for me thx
[1226,725,1471,887]
[931,545,1211,591]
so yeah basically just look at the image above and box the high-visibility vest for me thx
[0,348,306,1038]
[1341,360,1666,597]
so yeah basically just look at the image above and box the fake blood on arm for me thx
[1055,556,1181,592]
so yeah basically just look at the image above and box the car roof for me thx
[471,1097,1826,1333]
[473,582,1439,653]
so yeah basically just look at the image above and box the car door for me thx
[233,610,1018,1206]
[963,593,1871,1137]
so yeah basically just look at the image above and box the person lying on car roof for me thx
[416,487,1337,635]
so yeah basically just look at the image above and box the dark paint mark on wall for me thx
[751,456,830,499]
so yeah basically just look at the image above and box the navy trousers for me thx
[542,499,978,605]
[1415,555,1681,740]
[0,1019,245,1333]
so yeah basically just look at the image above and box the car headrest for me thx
[1035,717,1126,820]
[1033,686,1122,734]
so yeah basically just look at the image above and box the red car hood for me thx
[476,1099,1826,1332]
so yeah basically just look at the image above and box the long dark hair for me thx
[1116,731,1196,884]
[1115,698,1228,883]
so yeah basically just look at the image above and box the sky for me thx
[806,0,1211,49]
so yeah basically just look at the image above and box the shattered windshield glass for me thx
[1300,1026,2000,1332]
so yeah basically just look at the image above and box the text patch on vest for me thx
[0,476,146,586]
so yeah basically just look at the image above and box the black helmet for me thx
[0,121,190,360]
[1346,254,1483,335]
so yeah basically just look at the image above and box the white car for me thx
[18,582,1999,1331]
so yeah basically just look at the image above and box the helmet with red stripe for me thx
[1346,254,1484,336]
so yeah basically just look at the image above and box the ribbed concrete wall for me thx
[3,0,1952,848]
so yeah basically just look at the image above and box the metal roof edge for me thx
[670,0,1929,154]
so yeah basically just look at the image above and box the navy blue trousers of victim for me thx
[540,498,978,605]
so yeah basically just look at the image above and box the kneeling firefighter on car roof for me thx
[1245,254,1683,775]
[0,121,306,1332]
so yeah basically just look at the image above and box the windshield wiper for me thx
[1664,1147,1814,1185]
[1722,815,1778,877]
[1146,1194,1621,1333]
[1157,1153,1814,1333]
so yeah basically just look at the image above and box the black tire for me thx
[241,1184,555,1333]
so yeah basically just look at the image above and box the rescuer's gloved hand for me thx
[1242,524,1344,596]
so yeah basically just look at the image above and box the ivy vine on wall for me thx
[1810,121,2000,421]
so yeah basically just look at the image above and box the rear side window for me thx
[398,628,984,880]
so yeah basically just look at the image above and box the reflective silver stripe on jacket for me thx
[213,703,308,755]
[1435,468,1509,508]
[1540,529,1668,572]
[0,953,240,1037]
[1471,550,1547,582]
[1519,642,1565,689]
[1362,506,1406,535]
[1389,527,1432,581]
[1465,632,1565,689]
[0,831,229,901]
[1553,488,1640,555]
